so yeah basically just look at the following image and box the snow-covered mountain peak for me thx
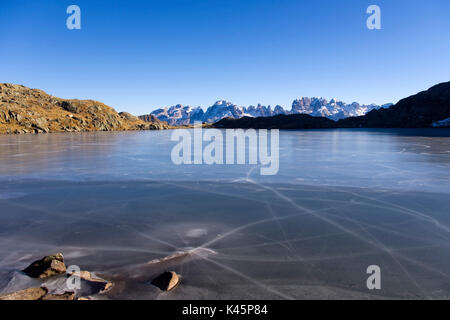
[145,97,392,125]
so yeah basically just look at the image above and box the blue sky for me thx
[1,0,449,114]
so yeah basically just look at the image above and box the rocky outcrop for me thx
[22,253,66,279]
[0,83,169,134]
[138,113,159,123]
[137,113,170,129]
[119,112,139,122]
[151,271,180,291]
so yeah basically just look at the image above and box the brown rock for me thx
[151,271,180,291]
[41,292,75,300]
[119,112,138,121]
[22,253,66,279]
[0,287,47,300]
[60,101,80,113]
[69,271,113,294]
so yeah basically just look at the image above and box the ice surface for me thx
[0,129,449,299]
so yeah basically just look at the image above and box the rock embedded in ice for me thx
[67,270,113,295]
[0,285,75,300]
[0,287,47,300]
[22,253,66,279]
[151,271,180,291]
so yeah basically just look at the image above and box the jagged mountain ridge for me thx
[214,82,450,129]
[142,98,392,126]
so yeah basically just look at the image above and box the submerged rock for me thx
[0,287,47,300]
[151,271,180,291]
[22,253,66,279]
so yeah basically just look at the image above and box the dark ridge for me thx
[214,114,337,129]
[338,81,450,128]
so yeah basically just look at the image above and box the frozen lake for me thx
[0,129,449,299]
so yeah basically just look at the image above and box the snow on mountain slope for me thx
[145,98,392,125]
[150,105,204,126]
[291,97,392,121]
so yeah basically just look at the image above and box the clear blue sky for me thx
[1,0,449,114]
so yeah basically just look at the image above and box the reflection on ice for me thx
[0,192,26,200]
[186,229,208,239]
[0,129,449,193]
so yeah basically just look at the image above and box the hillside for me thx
[338,81,450,128]
[0,84,168,134]
[139,113,168,124]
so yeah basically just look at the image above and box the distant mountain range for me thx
[140,99,393,126]
[2,81,448,134]
[214,82,450,129]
